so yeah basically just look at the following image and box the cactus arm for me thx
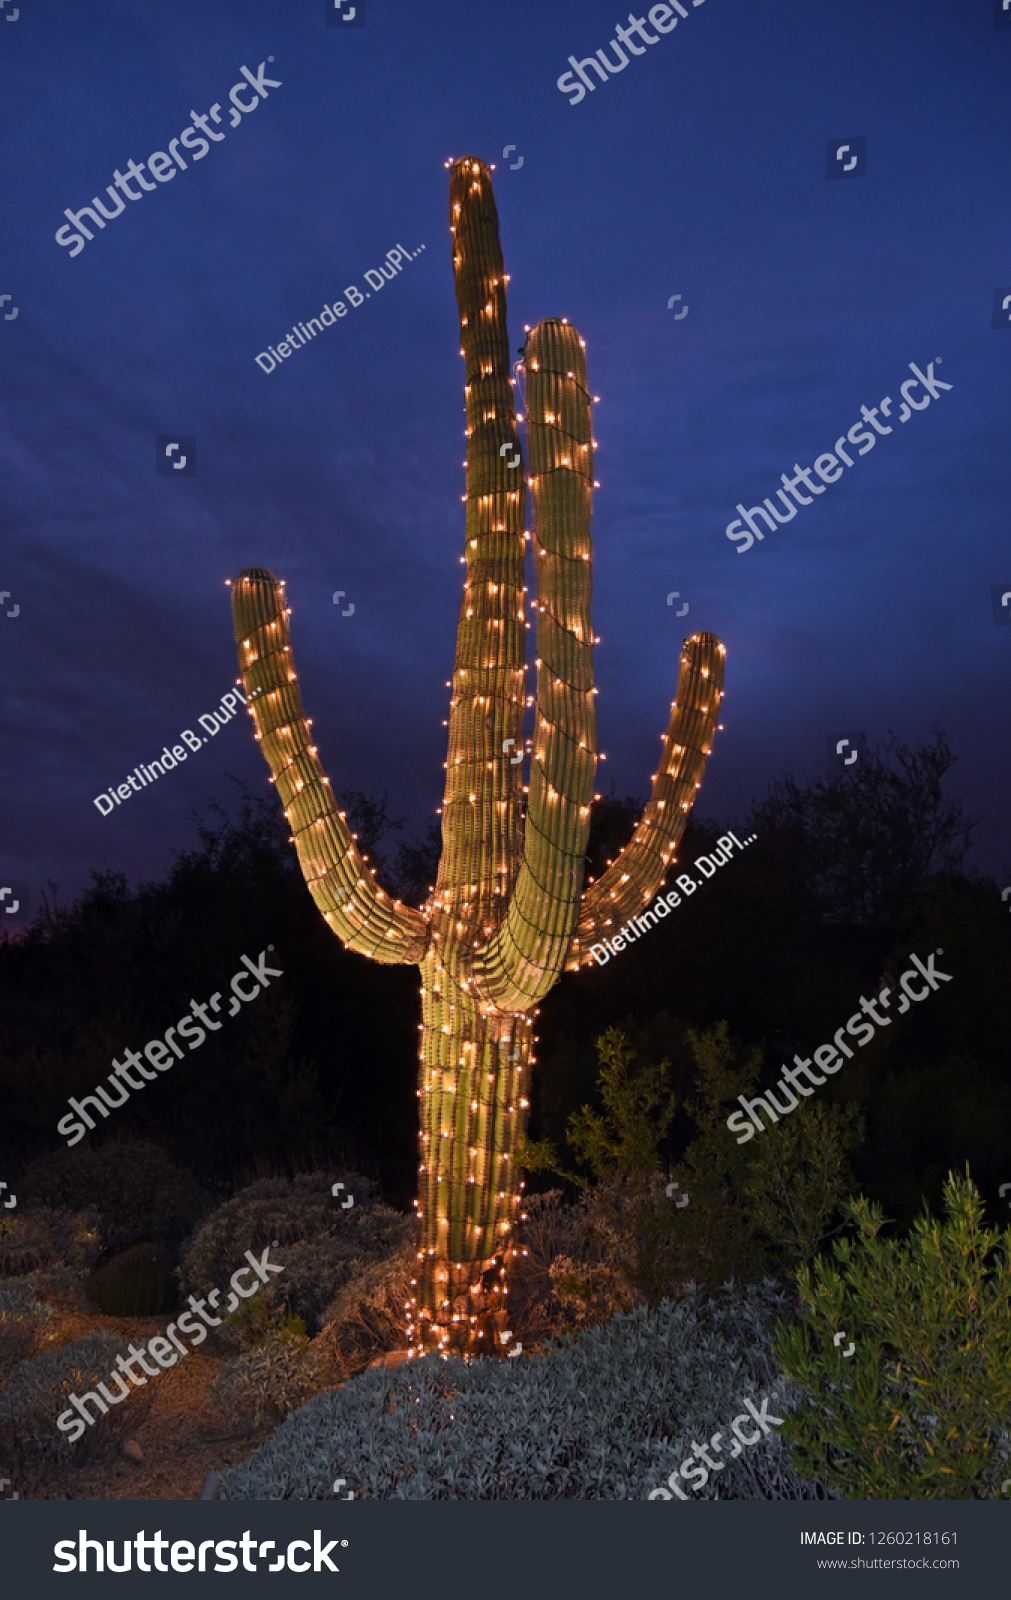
[437,159,527,930]
[566,632,725,967]
[232,568,428,965]
[473,319,597,1012]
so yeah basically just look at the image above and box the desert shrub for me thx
[773,1169,1011,1500]
[179,1172,412,1336]
[258,1215,413,1336]
[221,1294,307,1347]
[210,1326,338,1431]
[506,1191,591,1344]
[675,1023,863,1285]
[514,1190,584,1270]
[85,1241,177,1316]
[549,1246,639,1327]
[0,1207,102,1286]
[0,1283,52,1384]
[222,1294,273,1347]
[179,1171,362,1289]
[19,1142,213,1258]
[320,1240,415,1375]
[522,1028,682,1317]
[523,1024,862,1316]
[219,1281,828,1501]
[0,1329,137,1484]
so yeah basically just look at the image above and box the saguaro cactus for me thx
[231,157,725,1356]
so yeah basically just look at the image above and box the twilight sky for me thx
[2,0,1009,916]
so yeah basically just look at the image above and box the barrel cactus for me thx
[86,1242,177,1317]
[231,156,725,1355]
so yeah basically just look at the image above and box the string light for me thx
[230,167,724,1358]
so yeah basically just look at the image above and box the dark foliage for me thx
[750,729,979,929]
[1,732,1006,1247]
[523,1024,862,1309]
[19,1141,211,1259]
[0,790,421,1204]
[0,1206,102,1284]
[582,784,644,888]
[389,817,443,908]
[86,1240,178,1316]
[531,733,1011,1234]
[337,786,406,886]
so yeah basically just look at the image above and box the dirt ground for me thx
[18,1301,280,1501]
[7,1262,547,1501]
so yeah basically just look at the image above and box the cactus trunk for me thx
[231,156,726,1358]
[413,953,531,1351]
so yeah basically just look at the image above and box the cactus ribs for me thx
[231,157,725,1356]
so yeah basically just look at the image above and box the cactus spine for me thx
[231,157,725,1356]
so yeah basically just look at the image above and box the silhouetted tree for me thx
[0,788,420,1198]
[338,787,406,885]
[389,819,443,908]
[751,729,979,928]
[582,784,644,887]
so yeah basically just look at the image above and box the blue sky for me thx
[2,0,1009,910]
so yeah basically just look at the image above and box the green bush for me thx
[522,1027,681,1318]
[219,1283,827,1501]
[522,1024,862,1316]
[674,1023,863,1286]
[222,1293,273,1347]
[222,1295,306,1347]
[85,1241,177,1316]
[19,1142,213,1258]
[773,1170,1011,1499]
[179,1172,412,1337]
